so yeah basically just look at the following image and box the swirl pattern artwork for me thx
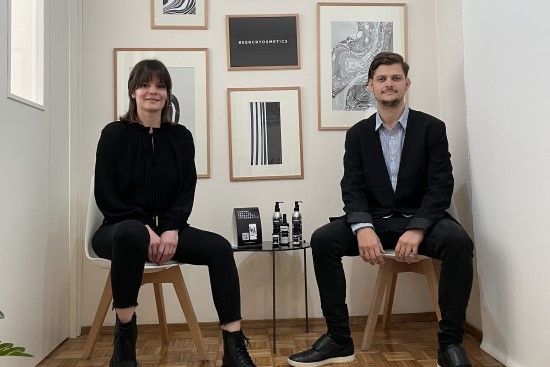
[163,0,196,15]
[332,22,393,112]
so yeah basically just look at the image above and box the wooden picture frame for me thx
[318,3,407,130]
[150,0,208,29]
[227,87,303,181]
[114,48,211,178]
[226,14,300,71]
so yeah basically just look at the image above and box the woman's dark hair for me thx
[120,59,173,124]
[368,52,410,81]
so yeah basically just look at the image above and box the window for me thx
[8,0,45,109]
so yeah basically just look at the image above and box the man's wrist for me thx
[351,222,374,235]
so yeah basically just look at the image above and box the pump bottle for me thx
[280,214,290,247]
[292,201,303,247]
[272,201,283,248]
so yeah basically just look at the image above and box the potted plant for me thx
[0,310,33,357]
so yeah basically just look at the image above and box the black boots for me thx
[110,314,140,367]
[222,330,256,367]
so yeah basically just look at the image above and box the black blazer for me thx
[341,108,454,232]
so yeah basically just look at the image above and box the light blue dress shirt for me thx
[351,107,409,234]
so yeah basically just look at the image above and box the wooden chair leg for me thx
[83,272,112,359]
[153,283,170,341]
[361,262,392,351]
[382,273,398,328]
[422,259,442,321]
[170,267,208,360]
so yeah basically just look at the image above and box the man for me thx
[288,52,473,367]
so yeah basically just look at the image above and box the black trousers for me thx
[91,220,242,325]
[311,216,473,349]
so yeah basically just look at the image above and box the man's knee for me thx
[310,219,354,258]
[310,223,336,254]
[438,220,473,260]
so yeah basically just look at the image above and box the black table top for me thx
[232,241,310,252]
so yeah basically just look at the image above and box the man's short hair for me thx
[368,52,410,80]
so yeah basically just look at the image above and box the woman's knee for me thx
[112,220,149,251]
[206,231,233,256]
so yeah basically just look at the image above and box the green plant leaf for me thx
[0,342,13,350]
[0,310,4,319]
[0,342,33,357]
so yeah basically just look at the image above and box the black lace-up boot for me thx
[109,314,140,367]
[222,330,256,367]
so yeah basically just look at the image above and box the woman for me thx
[92,59,255,367]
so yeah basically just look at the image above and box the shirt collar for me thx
[375,106,410,131]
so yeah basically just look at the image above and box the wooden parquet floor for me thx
[37,317,503,367]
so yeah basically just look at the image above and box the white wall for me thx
[81,0,479,332]
[0,0,74,365]
[434,0,482,330]
[463,1,550,366]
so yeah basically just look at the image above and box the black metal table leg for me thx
[304,247,309,332]
[272,251,276,354]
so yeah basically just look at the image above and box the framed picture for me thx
[317,3,407,130]
[226,14,300,71]
[150,0,208,29]
[114,48,211,178]
[227,87,303,181]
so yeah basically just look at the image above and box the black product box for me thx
[232,207,262,248]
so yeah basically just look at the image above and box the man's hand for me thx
[395,228,424,263]
[357,227,385,265]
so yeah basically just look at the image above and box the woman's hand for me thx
[145,225,162,263]
[156,230,178,265]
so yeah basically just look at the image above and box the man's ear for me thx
[367,79,373,90]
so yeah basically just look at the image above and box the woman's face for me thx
[133,76,168,118]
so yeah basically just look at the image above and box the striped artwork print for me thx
[163,0,197,15]
[249,101,282,166]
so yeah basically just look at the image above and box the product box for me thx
[232,207,263,248]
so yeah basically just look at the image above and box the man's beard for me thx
[380,97,401,107]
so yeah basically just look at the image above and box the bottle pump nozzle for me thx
[294,201,302,210]
[275,201,283,211]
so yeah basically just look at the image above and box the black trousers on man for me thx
[311,216,473,349]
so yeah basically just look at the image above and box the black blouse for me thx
[94,121,196,233]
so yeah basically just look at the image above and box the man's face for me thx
[367,64,410,108]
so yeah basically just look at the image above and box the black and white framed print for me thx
[150,0,208,29]
[227,87,303,181]
[318,3,407,130]
[114,48,211,177]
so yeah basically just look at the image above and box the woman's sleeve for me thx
[94,124,150,224]
[158,129,197,232]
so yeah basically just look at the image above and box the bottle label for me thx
[272,234,280,247]
[280,225,290,245]
[292,220,302,246]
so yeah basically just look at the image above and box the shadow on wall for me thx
[452,183,483,331]
[452,183,475,238]
[237,250,310,321]
[476,234,510,363]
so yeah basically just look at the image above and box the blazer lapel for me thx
[395,110,416,194]
[366,117,394,196]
